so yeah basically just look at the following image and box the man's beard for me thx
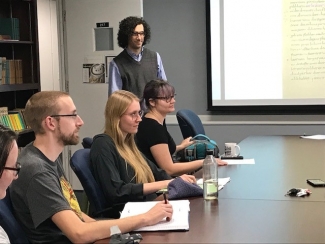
[57,125,79,146]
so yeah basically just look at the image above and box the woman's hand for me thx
[144,201,173,226]
[216,158,228,166]
[179,174,196,183]
[179,137,194,150]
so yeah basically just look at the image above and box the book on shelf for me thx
[120,200,190,231]
[0,18,20,41]
[9,113,25,130]
[0,58,23,85]
[8,114,18,131]
[0,107,14,130]
[0,59,2,84]
[0,114,21,131]
[11,108,28,129]
[16,60,23,84]
[9,60,15,84]
[0,112,11,130]
[1,57,6,85]
[0,107,8,115]
[0,107,27,131]
[0,116,4,127]
[5,59,9,84]
[0,115,7,128]
[16,113,24,130]
[0,35,11,40]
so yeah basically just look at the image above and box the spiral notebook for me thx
[120,200,190,231]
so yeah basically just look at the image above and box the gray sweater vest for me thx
[114,48,158,98]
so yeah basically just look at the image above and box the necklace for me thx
[145,112,164,125]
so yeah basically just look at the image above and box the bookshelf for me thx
[0,0,40,147]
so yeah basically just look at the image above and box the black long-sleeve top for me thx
[90,134,171,217]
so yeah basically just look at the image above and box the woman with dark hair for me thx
[0,124,20,242]
[90,90,195,217]
[136,79,227,176]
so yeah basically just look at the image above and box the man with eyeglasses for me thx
[108,16,167,101]
[10,91,173,243]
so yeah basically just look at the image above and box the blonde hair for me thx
[24,91,69,134]
[104,90,155,183]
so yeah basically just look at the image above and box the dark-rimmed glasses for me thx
[50,114,78,118]
[154,94,176,103]
[132,31,145,37]
[3,162,21,176]
[122,110,143,120]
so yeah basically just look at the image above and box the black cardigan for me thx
[90,134,171,217]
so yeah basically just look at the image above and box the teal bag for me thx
[176,134,219,162]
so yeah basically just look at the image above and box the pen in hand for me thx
[163,192,171,222]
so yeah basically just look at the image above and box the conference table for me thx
[99,136,325,243]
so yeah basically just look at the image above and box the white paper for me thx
[218,177,231,186]
[120,200,190,231]
[300,135,325,140]
[224,158,255,165]
[197,177,231,190]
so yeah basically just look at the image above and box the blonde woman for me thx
[90,90,194,217]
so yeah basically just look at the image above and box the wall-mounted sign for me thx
[96,22,109,28]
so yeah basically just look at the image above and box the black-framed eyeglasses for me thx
[131,31,145,37]
[50,114,79,118]
[3,162,21,176]
[154,94,176,103]
[122,110,143,120]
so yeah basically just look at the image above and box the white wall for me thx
[37,0,60,91]
[64,0,143,189]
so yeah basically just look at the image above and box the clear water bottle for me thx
[203,150,218,200]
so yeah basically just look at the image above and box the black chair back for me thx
[81,137,93,148]
[176,109,206,139]
[81,137,93,149]
[70,149,107,217]
[0,189,29,243]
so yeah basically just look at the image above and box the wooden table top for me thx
[98,136,325,243]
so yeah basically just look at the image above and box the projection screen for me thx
[207,0,325,114]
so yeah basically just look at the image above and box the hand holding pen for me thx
[144,196,173,226]
[163,192,171,221]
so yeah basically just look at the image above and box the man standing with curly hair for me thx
[108,16,167,99]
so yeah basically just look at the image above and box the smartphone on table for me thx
[306,179,325,187]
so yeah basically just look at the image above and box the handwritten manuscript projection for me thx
[283,0,325,98]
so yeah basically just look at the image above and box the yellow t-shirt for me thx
[60,176,84,221]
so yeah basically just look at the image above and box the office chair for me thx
[81,137,93,149]
[176,109,206,139]
[0,189,29,243]
[70,149,109,218]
